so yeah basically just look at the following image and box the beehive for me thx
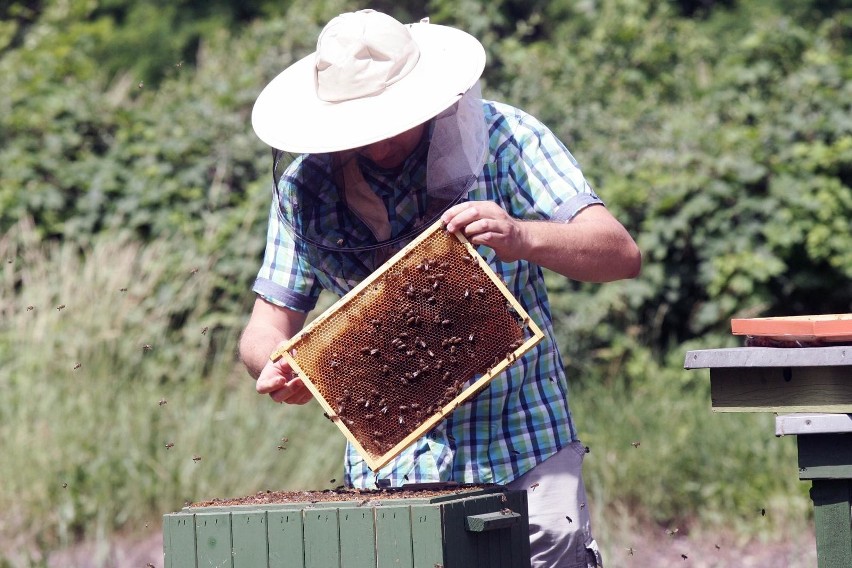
[164,485,531,568]
[271,220,544,470]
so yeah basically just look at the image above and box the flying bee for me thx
[143,344,153,352]
[192,456,202,462]
[529,482,539,491]
[158,399,167,406]
[119,288,128,293]
[201,327,208,335]
[73,362,81,370]
[165,442,174,449]
[26,306,34,311]
[631,441,641,448]
[190,267,199,275]
[56,304,66,311]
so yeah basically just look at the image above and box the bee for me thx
[119,288,128,293]
[566,515,573,523]
[190,267,199,275]
[330,360,340,369]
[529,482,539,491]
[165,442,175,449]
[665,527,678,536]
[158,399,167,406]
[626,547,635,556]
[441,319,452,327]
[463,288,471,300]
[631,441,641,448]
[681,554,688,560]
[201,326,208,335]
[500,508,513,515]
[62,482,68,489]
[137,81,144,89]
[336,239,344,246]
[143,344,153,352]
[475,288,486,297]
[73,363,81,370]
[56,304,66,311]
[26,306,34,311]
[192,456,202,462]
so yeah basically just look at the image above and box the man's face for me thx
[356,122,426,169]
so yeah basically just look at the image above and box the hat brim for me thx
[251,22,486,154]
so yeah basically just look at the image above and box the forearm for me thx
[239,324,288,379]
[520,215,641,282]
[239,298,308,379]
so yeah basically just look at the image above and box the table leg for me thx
[810,479,852,568]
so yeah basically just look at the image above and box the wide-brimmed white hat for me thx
[251,9,486,154]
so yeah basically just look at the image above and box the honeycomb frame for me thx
[271,220,544,471]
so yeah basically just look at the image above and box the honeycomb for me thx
[271,220,544,471]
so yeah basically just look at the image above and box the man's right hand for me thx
[256,356,313,404]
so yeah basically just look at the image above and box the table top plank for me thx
[776,414,852,436]
[685,346,852,369]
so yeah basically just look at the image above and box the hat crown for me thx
[315,9,420,103]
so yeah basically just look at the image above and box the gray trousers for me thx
[507,441,603,568]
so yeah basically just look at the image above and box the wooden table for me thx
[685,346,852,568]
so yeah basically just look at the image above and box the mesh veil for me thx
[271,83,488,283]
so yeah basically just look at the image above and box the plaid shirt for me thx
[254,100,603,488]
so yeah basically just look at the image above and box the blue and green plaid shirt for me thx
[254,100,603,488]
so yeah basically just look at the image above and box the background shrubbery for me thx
[1,0,849,564]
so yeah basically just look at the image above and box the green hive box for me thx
[163,485,530,568]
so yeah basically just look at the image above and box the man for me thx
[240,9,641,567]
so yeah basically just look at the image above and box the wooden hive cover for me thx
[271,220,544,471]
[731,314,852,342]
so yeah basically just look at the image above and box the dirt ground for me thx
[38,525,816,568]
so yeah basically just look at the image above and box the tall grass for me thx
[0,221,344,561]
[0,221,813,564]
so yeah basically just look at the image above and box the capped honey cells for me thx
[272,220,544,471]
